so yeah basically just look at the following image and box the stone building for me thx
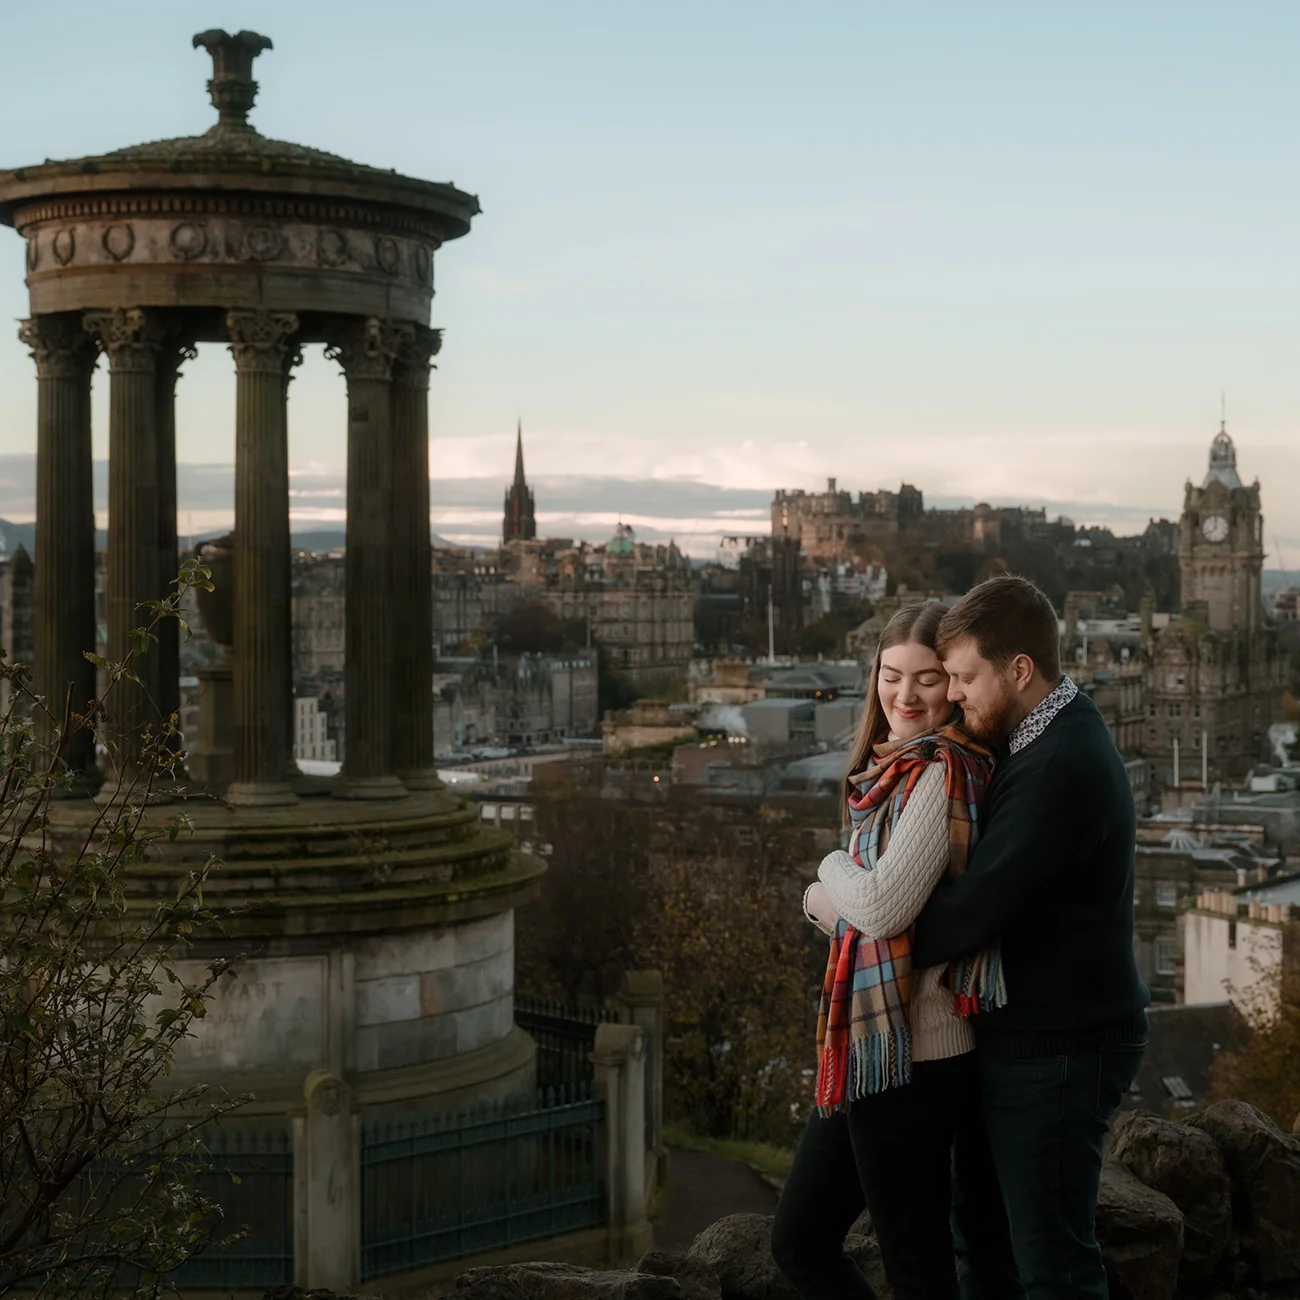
[537,525,694,685]
[1131,833,1245,1003]
[434,650,598,754]
[291,549,345,683]
[1145,426,1284,799]
[1183,888,1300,1018]
[771,478,923,561]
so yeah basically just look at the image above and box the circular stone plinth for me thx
[47,787,546,1114]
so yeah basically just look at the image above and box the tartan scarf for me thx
[814,723,1000,1112]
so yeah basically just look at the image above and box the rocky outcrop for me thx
[1187,1101,1300,1285]
[455,1253,722,1299]
[1111,1110,1233,1285]
[1095,1162,1184,1300]
[687,1211,890,1300]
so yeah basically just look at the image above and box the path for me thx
[654,1147,781,1251]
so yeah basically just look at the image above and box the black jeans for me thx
[970,1040,1146,1300]
[772,1054,1015,1300]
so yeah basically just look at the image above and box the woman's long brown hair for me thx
[841,601,950,824]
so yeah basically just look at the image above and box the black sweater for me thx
[912,692,1149,1055]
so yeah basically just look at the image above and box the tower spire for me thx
[502,418,536,543]
[513,417,526,489]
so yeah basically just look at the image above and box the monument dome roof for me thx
[0,30,479,240]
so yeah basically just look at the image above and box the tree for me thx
[1211,935,1300,1130]
[520,785,830,1145]
[0,560,242,1297]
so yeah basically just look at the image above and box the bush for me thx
[0,560,242,1298]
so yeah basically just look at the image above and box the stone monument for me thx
[0,31,542,1120]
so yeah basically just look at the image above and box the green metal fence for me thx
[359,1085,604,1281]
[514,994,617,1088]
[174,1125,295,1290]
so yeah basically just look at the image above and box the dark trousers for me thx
[772,1054,1016,1300]
[967,1040,1146,1300]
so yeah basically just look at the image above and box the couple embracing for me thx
[773,575,1149,1300]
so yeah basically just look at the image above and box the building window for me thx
[1155,937,1178,975]
[1156,881,1178,908]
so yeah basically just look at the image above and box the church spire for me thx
[513,418,527,490]
[503,418,537,543]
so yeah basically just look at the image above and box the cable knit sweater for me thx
[805,762,972,1063]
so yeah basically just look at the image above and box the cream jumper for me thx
[805,762,973,1062]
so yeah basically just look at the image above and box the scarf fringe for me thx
[816,1024,913,1115]
[951,945,1007,1017]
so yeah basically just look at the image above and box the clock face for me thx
[1202,514,1229,543]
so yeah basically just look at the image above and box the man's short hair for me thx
[937,574,1062,681]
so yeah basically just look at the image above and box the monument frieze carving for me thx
[317,227,348,267]
[101,222,135,261]
[22,213,432,291]
[170,221,207,259]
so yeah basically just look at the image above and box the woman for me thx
[770,601,1006,1300]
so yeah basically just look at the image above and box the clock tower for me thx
[1178,422,1264,633]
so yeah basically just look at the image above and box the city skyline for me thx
[2,3,1299,554]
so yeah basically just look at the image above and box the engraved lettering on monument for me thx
[146,957,328,1071]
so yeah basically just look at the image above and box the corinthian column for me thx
[156,336,197,751]
[226,309,300,805]
[391,326,443,789]
[84,308,166,765]
[324,316,412,800]
[20,315,98,787]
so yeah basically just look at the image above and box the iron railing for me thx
[514,994,617,1089]
[359,1084,604,1280]
[175,1125,295,1290]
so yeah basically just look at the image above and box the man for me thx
[912,574,1149,1300]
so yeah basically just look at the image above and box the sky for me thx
[1,2,1299,561]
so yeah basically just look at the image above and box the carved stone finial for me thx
[192,29,273,132]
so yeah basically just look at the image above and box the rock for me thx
[1111,1110,1233,1283]
[637,1251,725,1300]
[1095,1162,1184,1300]
[263,1291,351,1300]
[687,1212,890,1300]
[1189,1100,1300,1283]
[454,1259,719,1300]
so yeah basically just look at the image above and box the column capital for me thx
[323,316,413,383]
[19,315,97,381]
[226,309,300,374]
[83,307,167,372]
[392,325,443,390]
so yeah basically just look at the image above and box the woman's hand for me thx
[804,881,840,933]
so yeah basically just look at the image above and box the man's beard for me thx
[960,679,1021,745]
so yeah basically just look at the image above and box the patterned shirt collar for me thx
[1008,675,1078,755]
